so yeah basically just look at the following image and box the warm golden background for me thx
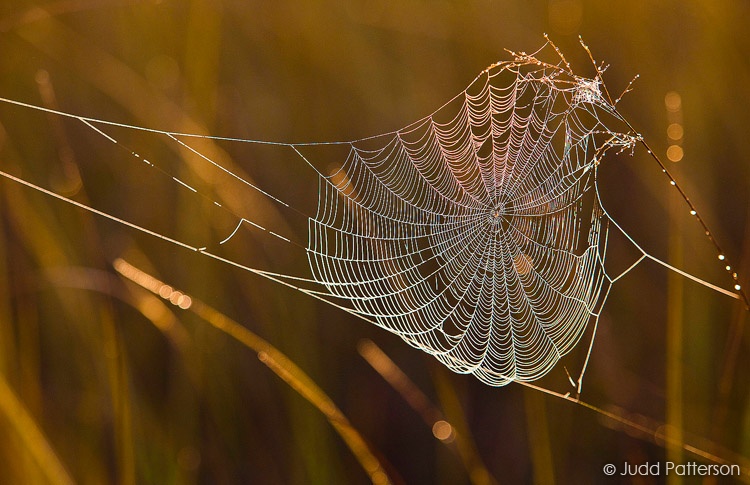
[0,0,749,483]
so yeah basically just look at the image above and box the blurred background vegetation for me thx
[0,0,749,483]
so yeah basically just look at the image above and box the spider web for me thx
[308,58,634,386]
[0,40,744,391]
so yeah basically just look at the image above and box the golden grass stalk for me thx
[523,389,555,485]
[665,94,685,484]
[113,258,391,485]
[0,373,74,485]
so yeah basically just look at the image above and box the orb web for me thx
[307,57,635,385]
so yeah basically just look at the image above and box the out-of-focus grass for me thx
[0,1,749,483]
[358,338,496,485]
[113,259,391,485]
[0,372,73,485]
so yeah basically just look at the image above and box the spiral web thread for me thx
[0,40,745,391]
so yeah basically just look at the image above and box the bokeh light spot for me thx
[666,145,683,162]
